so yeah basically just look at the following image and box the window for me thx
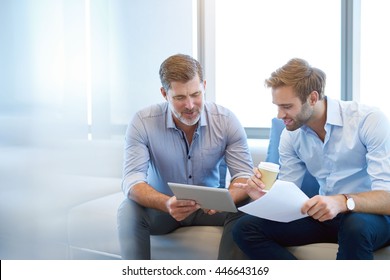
[3,0,385,142]
[207,0,341,130]
[89,0,197,139]
[359,0,390,120]
[0,0,197,141]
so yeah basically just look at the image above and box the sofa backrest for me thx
[64,139,124,179]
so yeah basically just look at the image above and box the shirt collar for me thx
[300,96,342,133]
[199,105,207,126]
[166,105,176,129]
[325,96,343,127]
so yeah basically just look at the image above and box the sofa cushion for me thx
[266,118,320,197]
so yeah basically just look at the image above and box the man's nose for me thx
[277,108,286,119]
[184,96,195,109]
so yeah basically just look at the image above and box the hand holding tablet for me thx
[168,182,238,213]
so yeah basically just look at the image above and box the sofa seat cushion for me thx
[68,192,123,257]
[287,243,338,259]
[287,243,390,260]
[151,226,223,259]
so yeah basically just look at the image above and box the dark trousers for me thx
[232,212,390,260]
[117,198,249,259]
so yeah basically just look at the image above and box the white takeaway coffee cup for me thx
[257,162,280,191]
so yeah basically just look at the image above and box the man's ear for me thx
[161,87,168,100]
[308,91,319,106]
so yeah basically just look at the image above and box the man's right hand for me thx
[165,196,200,221]
[166,196,200,221]
[234,167,267,200]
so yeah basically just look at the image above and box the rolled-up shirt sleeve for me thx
[223,110,253,182]
[121,113,150,196]
[361,110,390,192]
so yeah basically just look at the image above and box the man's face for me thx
[272,86,314,131]
[164,76,205,127]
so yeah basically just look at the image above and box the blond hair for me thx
[265,58,326,103]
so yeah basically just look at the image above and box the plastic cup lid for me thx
[258,162,280,172]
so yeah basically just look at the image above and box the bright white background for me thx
[360,0,390,116]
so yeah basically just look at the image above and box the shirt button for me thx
[189,175,192,179]
[188,156,191,159]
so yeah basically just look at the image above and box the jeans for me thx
[232,212,390,260]
[117,198,248,259]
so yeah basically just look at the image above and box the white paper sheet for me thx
[238,180,309,222]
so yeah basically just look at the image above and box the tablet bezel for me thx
[167,182,237,213]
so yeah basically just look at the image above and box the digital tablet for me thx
[167,182,237,213]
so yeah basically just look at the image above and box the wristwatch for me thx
[343,194,355,211]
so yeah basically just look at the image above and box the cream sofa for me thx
[2,126,388,259]
[66,136,390,260]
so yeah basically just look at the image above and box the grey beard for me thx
[169,103,202,126]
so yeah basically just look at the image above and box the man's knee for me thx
[339,213,373,240]
[337,213,381,259]
[117,199,150,232]
[232,215,262,245]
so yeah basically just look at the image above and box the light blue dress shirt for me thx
[279,97,390,195]
[122,102,253,196]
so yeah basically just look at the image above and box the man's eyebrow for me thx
[273,102,293,106]
[175,90,201,96]
[171,88,202,97]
